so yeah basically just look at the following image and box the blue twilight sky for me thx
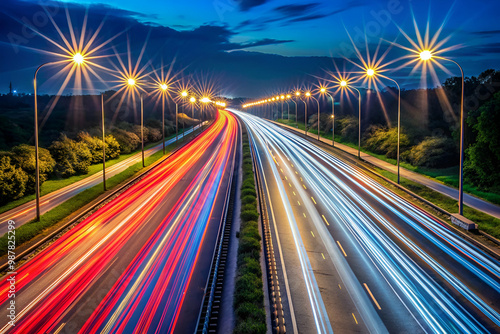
[1,0,499,97]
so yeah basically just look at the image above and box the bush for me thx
[241,209,259,222]
[105,135,121,160]
[363,125,410,159]
[0,156,28,204]
[337,116,358,142]
[132,125,149,143]
[78,132,104,164]
[242,195,256,205]
[111,128,140,154]
[11,144,56,193]
[147,127,162,142]
[49,135,92,177]
[405,136,457,168]
[241,188,257,197]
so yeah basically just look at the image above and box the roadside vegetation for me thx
[234,127,266,334]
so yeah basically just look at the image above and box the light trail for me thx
[232,109,500,333]
[0,110,237,334]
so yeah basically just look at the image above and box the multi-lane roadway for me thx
[0,111,237,334]
[0,125,202,234]
[232,109,500,334]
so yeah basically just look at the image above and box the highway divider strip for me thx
[0,125,209,274]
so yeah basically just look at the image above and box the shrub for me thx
[49,135,92,177]
[241,188,257,197]
[405,136,457,168]
[78,132,104,164]
[105,135,121,160]
[0,156,28,204]
[363,125,410,159]
[11,144,55,193]
[337,116,358,142]
[241,209,259,222]
[111,128,140,154]
[242,195,256,205]
[147,127,162,142]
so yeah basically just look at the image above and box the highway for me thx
[0,125,202,234]
[0,111,237,334]
[232,109,500,334]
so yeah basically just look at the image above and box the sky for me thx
[0,0,499,97]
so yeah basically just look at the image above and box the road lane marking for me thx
[53,323,66,334]
[293,191,296,196]
[285,176,288,180]
[337,241,347,257]
[311,231,315,238]
[297,201,301,206]
[303,213,307,218]
[338,284,342,289]
[321,253,325,260]
[322,215,330,226]
[364,283,382,310]
[311,196,317,204]
[303,184,307,189]
[300,177,303,181]
[289,183,292,187]
[352,313,358,325]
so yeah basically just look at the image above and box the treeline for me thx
[0,121,177,205]
[305,69,500,192]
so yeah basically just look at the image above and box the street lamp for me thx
[127,78,145,167]
[200,96,210,130]
[340,80,362,159]
[286,94,291,121]
[419,50,466,214]
[101,93,106,191]
[366,68,402,183]
[33,52,86,221]
[306,92,321,141]
[294,91,300,128]
[320,87,335,146]
[304,92,312,135]
[280,95,285,120]
[160,83,168,155]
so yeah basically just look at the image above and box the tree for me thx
[0,156,28,204]
[105,134,120,160]
[405,136,457,168]
[363,125,410,159]
[11,144,56,193]
[465,91,500,190]
[77,132,104,164]
[49,134,92,177]
[111,128,140,154]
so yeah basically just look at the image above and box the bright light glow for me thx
[295,91,300,96]
[366,68,375,76]
[286,94,291,98]
[160,84,168,91]
[340,80,347,87]
[320,87,326,93]
[280,95,285,100]
[73,52,84,64]
[305,92,311,97]
[190,97,196,103]
[420,50,432,61]
[127,78,136,86]
[201,97,210,103]
[181,91,188,97]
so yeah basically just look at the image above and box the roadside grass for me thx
[0,130,192,215]
[275,119,500,206]
[376,168,500,239]
[0,134,194,257]
[234,128,266,334]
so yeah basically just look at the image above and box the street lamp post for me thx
[190,96,196,138]
[321,88,335,146]
[286,94,291,121]
[160,83,168,155]
[420,50,465,214]
[366,69,402,183]
[33,53,84,221]
[294,91,300,128]
[308,94,321,141]
[101,93,106,191]
[341,80,362,159]
[305,92,312,135]
[140,93,144,167]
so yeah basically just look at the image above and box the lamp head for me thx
[190,97,196,103]
[127,78,136,86]
[320,87,326,93]
[201,97,210,103]
[181,91,188,97]
[286,94,291,98]
[420,50,432,61]
[366,68,375,76]
[160,83,168,91]
[305,92,311,97]
[280,95,285,100]
[73,52,84,65]
[340,80,347,87]
[295,91,300,96]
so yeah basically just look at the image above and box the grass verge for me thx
[275,119,500,206]
[376,168,500,239]
[0,133,196,257]
[234,128,266,334]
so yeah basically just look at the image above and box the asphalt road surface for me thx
[233,109,500,334]
[0,111,237,334]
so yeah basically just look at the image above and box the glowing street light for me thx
[159,83,169,154]
[320,87,336,146]
[365,68,402,183]
[339,80,362,159]
[127,78,136,86]
[305,92,320,140]
[419,49,466,214]
[33,51,88,221]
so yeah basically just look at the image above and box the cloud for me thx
[273,3,320,16]
[239,0,269,11]
[471,30,500,36]
[236,38,294,49]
